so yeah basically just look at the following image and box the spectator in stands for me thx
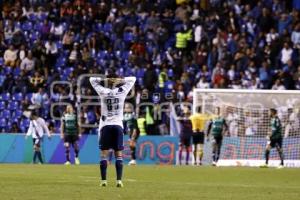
[4,45,17,67]
[20,51,35,72]
[45,37,57,69]
[62,30,74,50]
[30,71,44,90]
[31,87,49,109]
[280,42,293,65]
[272,79,286,90]
[4,20,16,41]
[1,0,300,134]
[50,21,64,40]
[10,122,21,133]
[143,63,157,94]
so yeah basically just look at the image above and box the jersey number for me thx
[106,98,119,111]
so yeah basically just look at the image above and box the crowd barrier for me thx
[1,134,299,166]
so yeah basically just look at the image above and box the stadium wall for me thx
[1,134,300,166]
[0,134,179,164]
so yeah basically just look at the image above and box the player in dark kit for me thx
[178,106,193,165]
[60,105,81,165]
[90,74,136,188]
[123,103,139,165]
[262,108,284,168]
[207,107,228,166]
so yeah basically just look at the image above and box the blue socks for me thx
[115,157,123,181]
[33,151,43,163]
[100,156,123,181]
[33,151,37,163]
[100,160,108,180]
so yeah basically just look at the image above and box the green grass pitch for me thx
[0,164,300,200]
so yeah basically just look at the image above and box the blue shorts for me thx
[99,125,124,151]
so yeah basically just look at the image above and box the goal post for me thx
[193,89,300,167]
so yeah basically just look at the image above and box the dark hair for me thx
[270,108,277,114]
[31,110,38,117]
[107,68,118,78]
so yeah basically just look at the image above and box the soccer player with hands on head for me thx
[90,72,136,188]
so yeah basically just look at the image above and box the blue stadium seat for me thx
[8,101,19,111]
[168,69,174,77]
[103,23,113,33]
[13,93,23,102]
[63,67,74,77]
[97,51,108,59]
[39,13,47,21]
[1,93,11,101]
[0,57,4,66]
[87,111,96,124]
[137,68,145,79]
[20,118,30,130]
[138,78,143,86]
[15,21,21,29]
[123,32,134,42]
[4,66,12,75]
[34,22,43,31]
[0,118,6,129]
[12,110,23,119]
[1,110,11,119]
[155,68,160,75]
[30,31,40,41]
[0,101,5,110]
[26,93,33,101]
[22,21,33,31]
[13,67,21,77]
[29,13,37,22]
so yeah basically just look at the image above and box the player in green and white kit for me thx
[123,103,139,165]
[207,107,228,166]
[263,108,284,168]
[60,105,82,165]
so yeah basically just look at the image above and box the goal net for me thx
[193,89,300,167]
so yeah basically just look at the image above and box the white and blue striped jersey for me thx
[26,117,51,139]
[89,76,136,130]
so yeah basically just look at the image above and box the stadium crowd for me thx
[0,0,300,134]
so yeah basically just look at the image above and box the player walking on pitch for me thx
[124,103,139,165]
[60,105,81,165]
[90,74,136,187]
[25,111,51,164]
[262,108,284,168]
[207,107,228,166]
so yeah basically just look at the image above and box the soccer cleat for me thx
[128,160,136,165]
[277,164,284,169]
[100,180,108,187]
[75,157,80,165]
[64,161,71,165]
[116,180,124,188]
[212,161,217,166]
[260,164,268,168]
